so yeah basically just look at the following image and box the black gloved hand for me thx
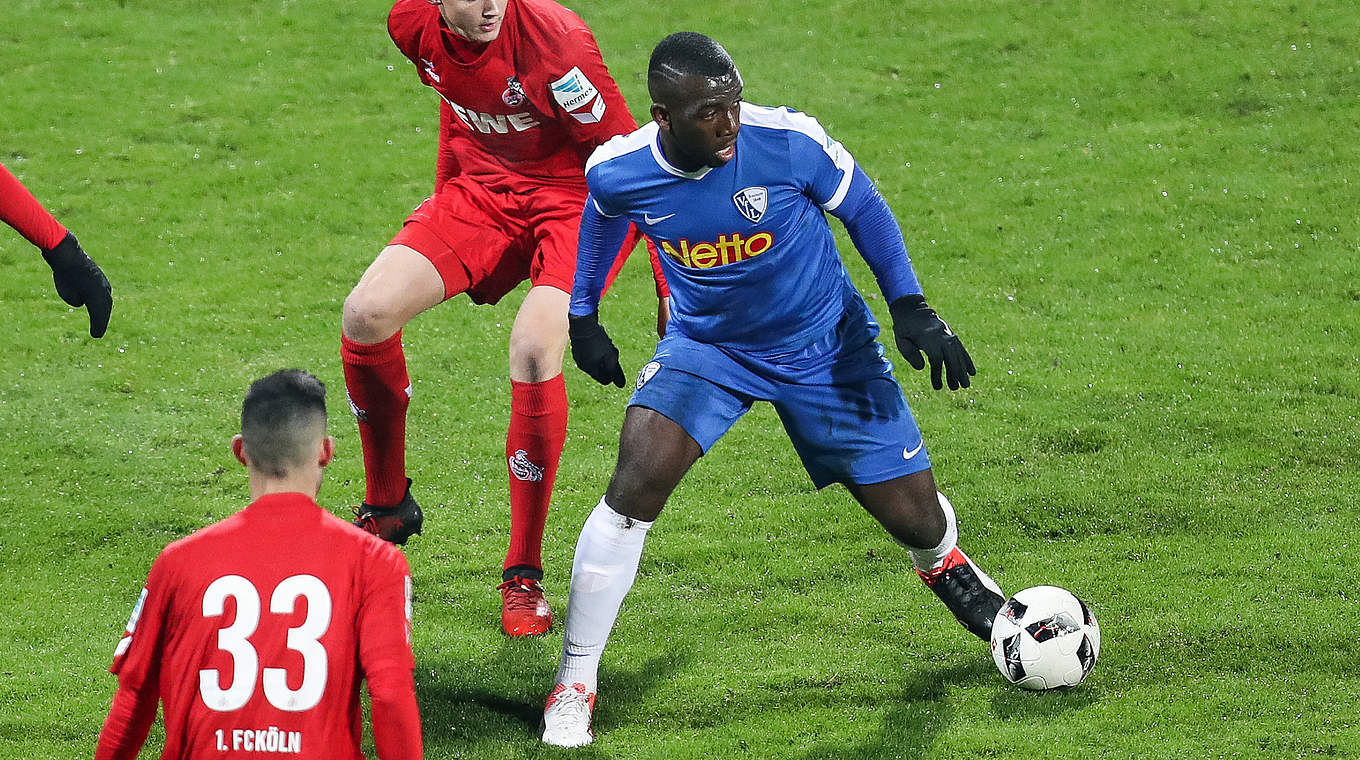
[568,311,625,387]
[42,232,112,338]
[889,294,974,390]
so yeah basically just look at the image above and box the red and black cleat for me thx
[353,480,423,545]
[917,547,1005,640]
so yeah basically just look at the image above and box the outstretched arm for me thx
[833,165,921,303]
[0,162,66,250]
[0,164,113,337]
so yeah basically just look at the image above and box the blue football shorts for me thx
[628,307,931,489]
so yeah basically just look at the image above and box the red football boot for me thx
[498,576,553,636]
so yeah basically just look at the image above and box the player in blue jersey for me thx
[539,32,1005,746]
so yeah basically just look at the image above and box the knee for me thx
[343,287,402,344]
[508,327,566,382]
[605,465,671,522]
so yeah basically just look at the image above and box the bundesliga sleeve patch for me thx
[549,66,606,124]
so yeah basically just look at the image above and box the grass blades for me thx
[0,0,1356,757]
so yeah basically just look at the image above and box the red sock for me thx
[0,163,67,250]
[504,373,568,573]
[341,331,412,506]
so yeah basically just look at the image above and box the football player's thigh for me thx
[629,361,751,456]
[609,368,750,519]
[345,232,450,342]
[776,375,929,489]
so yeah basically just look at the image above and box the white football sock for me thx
[554,497,654,692]
[908,491,960,573]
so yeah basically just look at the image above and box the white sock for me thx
[554,497,654,693]
[908,491,960,573]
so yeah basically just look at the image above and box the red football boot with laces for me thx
[498,576,554,636]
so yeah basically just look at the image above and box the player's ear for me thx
[651,103,670,132]
[318,435,335,468]
[231,435,249,467]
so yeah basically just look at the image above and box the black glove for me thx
[568,311,625,387]
[42,232,112,338]
[889,294,974,390]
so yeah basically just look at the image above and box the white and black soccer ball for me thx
[989,585,1100,690]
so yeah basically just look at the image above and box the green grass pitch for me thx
[2,0,1357,757]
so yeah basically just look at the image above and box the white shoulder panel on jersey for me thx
[741,103,857,211]
[585,122,660,175]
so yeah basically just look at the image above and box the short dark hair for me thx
[240,369,327,478]
[647,32,737,102]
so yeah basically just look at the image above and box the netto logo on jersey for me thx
[659,232,774,269]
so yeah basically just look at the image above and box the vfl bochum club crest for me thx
[733,186,768,223]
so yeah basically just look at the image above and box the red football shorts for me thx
[390,176,587,305]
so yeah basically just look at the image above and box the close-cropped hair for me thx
[240,369,327,477]
[647,31,736,97]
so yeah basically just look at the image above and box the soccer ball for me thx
[989,585,1100,690]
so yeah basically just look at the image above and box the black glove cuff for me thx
[889,293,930,321]
[41,232,82,270]
[568,311,600,337]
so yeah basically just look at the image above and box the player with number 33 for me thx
[94,371,421,760]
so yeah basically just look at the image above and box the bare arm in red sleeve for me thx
[0,162,67,250]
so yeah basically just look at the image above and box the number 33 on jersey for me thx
[102,493,418,760]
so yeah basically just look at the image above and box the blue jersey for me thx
[572,103,921,355]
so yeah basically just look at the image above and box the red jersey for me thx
[387,0,639,190]
[94,493,421,760]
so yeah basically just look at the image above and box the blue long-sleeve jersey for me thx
[572,103,922,354]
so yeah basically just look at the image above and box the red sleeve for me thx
[602,224,669,299]
[386,0,422,62]
[358,546,422,760]
[94,681,159,760]
[543,27,639,162]
[94,562,167,760]
[0,162,67,250]
[436,99,460,190]
[645,235,669,298]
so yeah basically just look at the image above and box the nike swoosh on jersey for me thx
[903,442,924,460]
[644,213,676,224]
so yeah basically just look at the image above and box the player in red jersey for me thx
[0,161,112,337]
[94,370,422,760]
[342,0,664,637]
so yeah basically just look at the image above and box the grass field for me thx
[3,0,1358,757]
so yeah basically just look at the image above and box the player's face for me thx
[654,71,743,171]
[428,0,505,43]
